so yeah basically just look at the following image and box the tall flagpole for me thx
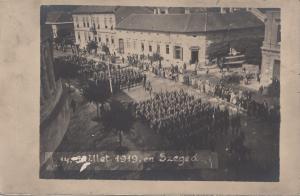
[204,11,208,67]
[107,54,113,94]
[204,11,208,32]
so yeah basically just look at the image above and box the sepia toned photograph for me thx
[40,5,281,181]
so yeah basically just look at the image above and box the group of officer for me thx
[195,79,279,122]
[213,81,252,109]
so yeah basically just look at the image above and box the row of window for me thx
[77,32,114,44]
[74,16,113,25]
[75,22,113,30]
[76,32,183,60]
[120,40,182,60]
[125,41,170,54]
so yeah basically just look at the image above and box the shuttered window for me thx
[174,46,182,60]
[166,44,169,54]
[141,43,144,51]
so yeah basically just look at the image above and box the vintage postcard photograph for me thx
[40,5,281,181]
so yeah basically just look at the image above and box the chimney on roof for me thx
[184,8,190,14]
[221,8,227,14]
[157,8,161,14]
[165,7,169,14]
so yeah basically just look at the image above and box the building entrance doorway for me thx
[191,50,199,64]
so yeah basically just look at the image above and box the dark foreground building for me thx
[261,9,280,86]
[40,10,71,172]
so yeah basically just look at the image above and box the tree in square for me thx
[54,57,79,91]
[102,101,135,154]
[82,80,111,120]
[86,40,98,54]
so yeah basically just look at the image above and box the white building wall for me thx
[73,13,117,52]
[116,30,206,66]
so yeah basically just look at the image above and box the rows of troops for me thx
[124,54,279,123]
[131,90,242,142]
[56,55,145,92]
[124,54,280,123]
[90,68,146,92]
[55,55,108,79]
[57,55,279,123]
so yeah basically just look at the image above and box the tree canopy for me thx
[83,81,111,105]
[102,101,135,133]
[86,40,98,53]
[102,45,110,55]
[54,57,79,80]
[151,52,163,62]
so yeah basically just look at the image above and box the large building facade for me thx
[116,29,207,66]
[71,7,265,69]
[116,11,264,67]
[260,10,280,86]
[72,6,152,54]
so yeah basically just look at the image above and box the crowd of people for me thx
[54,50,280,159]
[56,54,279,123]
[127,54,139,66]
[188,78,280,122]
[131,90,242,148]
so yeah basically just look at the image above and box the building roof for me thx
[114,6,153,24]
[72,6,119,14]
[148,7,218,14]
[46,11,73,24]
[257,8,280,13]
[116,11,264,33]
[72,6,153,24]
[167,7,218,13]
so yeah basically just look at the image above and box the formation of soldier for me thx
[90,68,145,93]
[132,90,242,142]
[55,55,108,79]
[55,55,145,92]
[57,55,278,124]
